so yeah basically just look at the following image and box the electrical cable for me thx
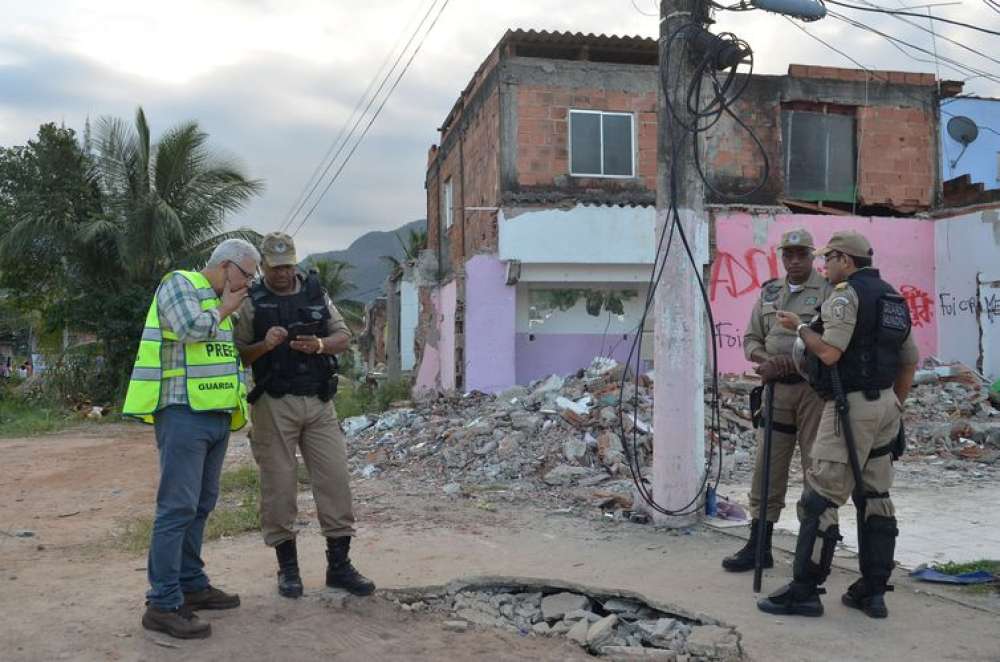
[630,0,660,17]
[823,0,1000,36]
[786,14,1000,143]
[827,10,1000,84]
[853,0,1000,70]
[280,0,441,233]
[288,0,451,237]
[616,18,736,518]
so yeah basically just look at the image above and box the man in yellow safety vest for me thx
[123,238,259,640]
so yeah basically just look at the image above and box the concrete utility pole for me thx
[652,0,710,526]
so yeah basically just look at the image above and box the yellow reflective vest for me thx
[122,270,247,430]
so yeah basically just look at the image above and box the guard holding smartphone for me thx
[234,232,374,600]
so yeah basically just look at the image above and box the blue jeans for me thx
[146,406,230,610]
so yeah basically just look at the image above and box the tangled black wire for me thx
[617,19,766,518]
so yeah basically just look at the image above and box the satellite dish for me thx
[948,116,979,146]
[947,116,979,170]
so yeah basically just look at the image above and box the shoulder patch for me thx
[761,278,778,288]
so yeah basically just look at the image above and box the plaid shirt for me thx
[155,272,223,409]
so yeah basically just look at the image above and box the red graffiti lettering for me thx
[900,285,934,328]
[710,248,780,301]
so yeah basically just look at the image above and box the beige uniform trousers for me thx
[250,393,356,546]
[805,388,901,549]
[748,380,825,522]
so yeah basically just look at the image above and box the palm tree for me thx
[311,258,363,329]
[380,227,427,280]
[79,107,264,287]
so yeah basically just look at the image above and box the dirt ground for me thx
[2,424,999,662]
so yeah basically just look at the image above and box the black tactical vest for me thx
[249,271,339,402]
[807,269,911,398]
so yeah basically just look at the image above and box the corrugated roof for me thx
[500,28,658,52]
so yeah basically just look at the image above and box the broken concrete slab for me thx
[541,592,591,620]
[567,618,590,645]
[543,465,592,486]
[685,624,741,662]
[586,614,619,649]
[601,646,678,661]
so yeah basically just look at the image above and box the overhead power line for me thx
[823,0,1000,37]
[785,16,1000,138]
[282,0,450,236]
[280,0,440,234]
[288,0,452,237]
[827,9,1000,84]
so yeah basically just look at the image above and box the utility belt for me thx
[247,374,339,404]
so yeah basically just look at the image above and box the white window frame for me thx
[568,109,636,179]
[442,177,453,229]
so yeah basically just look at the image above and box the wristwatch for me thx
[796,323,809,337]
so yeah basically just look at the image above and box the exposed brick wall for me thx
[461,89,501,255]
[788,64,936,87]
[427,88,501,273]
[515,84,657,191]
[857,106,935,210]
[703,90,783,203]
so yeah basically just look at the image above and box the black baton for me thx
[753,380,776,593]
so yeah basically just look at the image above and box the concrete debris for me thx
[443,620,469,633]
[541,592,591,620]
[342,415,374,436]
[344,357,999,519]
[567,618,591,645]
[586,614,620,649]
[403,584,741,660]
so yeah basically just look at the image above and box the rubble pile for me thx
[389,585,742,661]
[342,359,1000,505]
[343,359,656,504]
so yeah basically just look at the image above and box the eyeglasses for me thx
[228,261,256,280]
[823,252,844,263]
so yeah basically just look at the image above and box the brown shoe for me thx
[141,605,211,639]
[183,585,241,610]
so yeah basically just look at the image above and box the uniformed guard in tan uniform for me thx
[723,229,831,572]
[757,230,919,619]
[234,232,374,599]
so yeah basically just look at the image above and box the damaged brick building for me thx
[413,28,988,394]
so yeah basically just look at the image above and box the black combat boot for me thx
[841,578,890,618]
[758,489,838,618]
[757,581,825,617]
[843,514,898,618]
[275,539,303,599]
[325,537,375,596]
[722,520,774,572]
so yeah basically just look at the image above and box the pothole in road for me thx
[382,576,743,661]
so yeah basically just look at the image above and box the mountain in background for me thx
[303,218,425,304]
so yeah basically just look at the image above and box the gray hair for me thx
[206,238,261,268]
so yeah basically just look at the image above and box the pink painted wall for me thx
[414,282,458,393]
[711,213,937,374]
[465,255,517,393]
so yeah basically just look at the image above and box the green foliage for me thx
[381,227,428,280]
[334,379,411,419]
[533,288,639,317]
[0,393,75,438]
[117,464,262,554]
[0,110,265,403]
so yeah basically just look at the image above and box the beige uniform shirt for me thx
[820,271,920,365]
[744,269,831,360]
[233,276,351,351]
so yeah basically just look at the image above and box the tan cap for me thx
[778,228,814,250]
[260,232,297,267]
[814,230,873,259]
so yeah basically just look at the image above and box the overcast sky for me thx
[2,0,998,256]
